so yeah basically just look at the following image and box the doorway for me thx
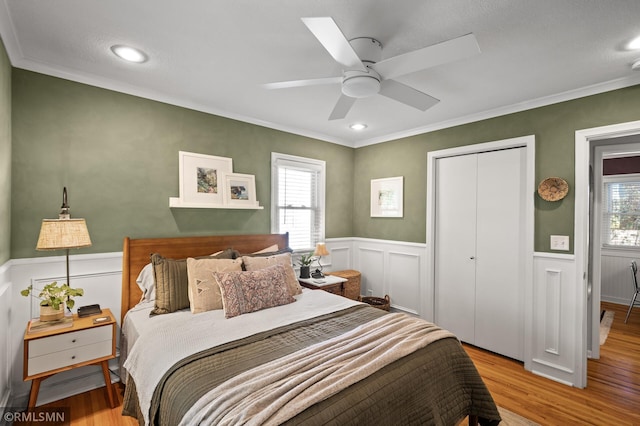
[575,119,640,386]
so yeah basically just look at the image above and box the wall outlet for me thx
[550,235,570,251]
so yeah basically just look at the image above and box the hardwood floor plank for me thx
[29,301,639,425]
[463,301,639,425]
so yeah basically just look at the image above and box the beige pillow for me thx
[252,244,279,254]
[149,250,237,316]
[215,264,295,318]
[187,258,243,313]
[242,252,302,296]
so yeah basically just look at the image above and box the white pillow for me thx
[136,263,156,303]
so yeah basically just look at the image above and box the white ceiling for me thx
[1,0,640,148]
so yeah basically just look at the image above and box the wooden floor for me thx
[464,301,640,425]
[30,301,639,425]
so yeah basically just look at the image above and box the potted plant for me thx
[297,252,315,279]
[21,282,84,322]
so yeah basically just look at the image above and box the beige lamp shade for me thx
[314,243,330,257]
[36,219,92,250]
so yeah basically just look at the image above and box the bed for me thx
[119,233,501,425]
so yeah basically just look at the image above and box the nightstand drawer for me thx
[28,325,112,358]
[28,340,113,376]
[321,283,343,295]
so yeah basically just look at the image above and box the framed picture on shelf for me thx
[223,172,257,207]
[370,176,403,217]
[178,151,233,206]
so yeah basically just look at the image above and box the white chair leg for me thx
[625,292,639,324]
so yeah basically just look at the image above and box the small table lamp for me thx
[36,188,92,290]
[313,243,330,278]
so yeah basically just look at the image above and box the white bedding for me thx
[122,289,363,425]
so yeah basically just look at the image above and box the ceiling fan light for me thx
[628,35,640,50]
[111,45,148,63]
[342,75,380,98]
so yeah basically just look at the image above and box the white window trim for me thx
[602,172,640,250]
[271,152,326,251]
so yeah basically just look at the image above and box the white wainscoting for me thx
[3,239,588,405]
[8,252,122,406]
[601,248,639,305]
[530,252,577,386]
[326,238,428,317]
[0,261,11,407]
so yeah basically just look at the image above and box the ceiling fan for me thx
[263,17,480,120]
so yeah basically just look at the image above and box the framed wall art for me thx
[178,151,233,206]
[371,176,404,218]
[223,172,257,207]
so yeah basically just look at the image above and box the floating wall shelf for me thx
[169,197,264,210]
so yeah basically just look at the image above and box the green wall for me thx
[9,66,640,259]
[11,70,354,259]
[0,38,10,264]
[353,85,640,251]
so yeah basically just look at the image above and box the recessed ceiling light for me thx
[627,35,640,50]
[110,45,148,63]
[350,123,367,131]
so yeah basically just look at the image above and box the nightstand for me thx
[326,270,361,300]
[299,275,348,296]
[23,308,116,408]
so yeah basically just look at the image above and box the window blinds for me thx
[602,179,640,247]
[276,161,322,250]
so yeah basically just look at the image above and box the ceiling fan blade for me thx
[379,79,439,111]
[262,76,341,90]
[301,17,366,72]
[372,33,480,79]
[328,94,356,120]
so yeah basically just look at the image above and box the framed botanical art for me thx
[223,172,257,207]
[371,176,404,217]
[178,151,233,206]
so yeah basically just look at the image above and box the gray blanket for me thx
[122,305,500,425]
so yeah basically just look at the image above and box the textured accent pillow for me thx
[149,249,237,316]
[187,257,243,313]
[240,247,293,261]
[150,253,189,316]
[242,252,302,296]
[215,264,295,318]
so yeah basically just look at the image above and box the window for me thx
[602,174,640,248]
[271,153,325,251]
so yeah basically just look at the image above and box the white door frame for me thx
[575,119,640,387]
[426,135,535,370]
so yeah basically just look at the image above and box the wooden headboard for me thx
[121,233,289,321]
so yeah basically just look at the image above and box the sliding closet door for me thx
[474,147,525,361]
[434,154,478,344]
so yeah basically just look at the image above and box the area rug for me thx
[600,310,615,345]
[498,406,540,425]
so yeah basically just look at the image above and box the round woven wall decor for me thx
[537,177,569,201]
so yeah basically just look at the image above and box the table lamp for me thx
[312,242,330,278]
[36,188,92,290]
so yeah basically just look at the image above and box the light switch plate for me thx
[550,235,570,251]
